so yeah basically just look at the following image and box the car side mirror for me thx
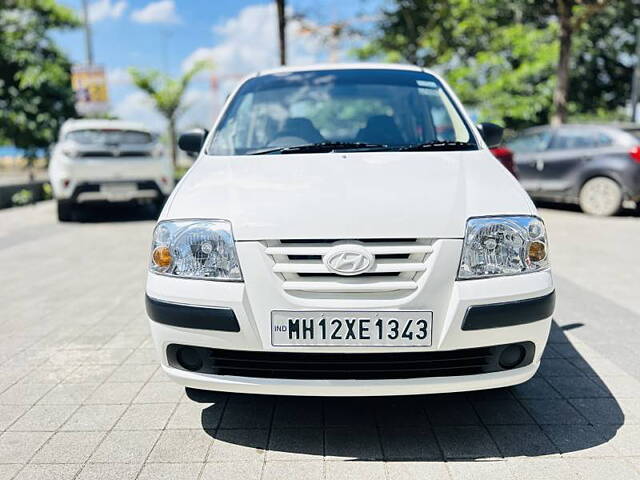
[178,128,209,154]
[477,123,504,148]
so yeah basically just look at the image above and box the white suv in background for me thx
[145,64,555,396]
[49,119,174,221]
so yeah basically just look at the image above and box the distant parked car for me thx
[506,124,640,216]
[49,119,174,221]
[490,146,518,178]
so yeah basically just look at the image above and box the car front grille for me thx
[264,238,434,293]
[166,342,535,380]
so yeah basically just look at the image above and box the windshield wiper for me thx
[397,141,477,151]
[248,142,389,155]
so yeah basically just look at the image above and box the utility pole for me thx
[631,25,640,123]
[276,0,286,65]
[81,0,94,65]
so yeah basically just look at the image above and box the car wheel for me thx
[57,200,75,222]
[579,177,622,216]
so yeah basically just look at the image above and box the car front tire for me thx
[579,177,622,216]
[57,200,75,222]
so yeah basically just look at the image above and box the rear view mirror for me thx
[477,123,504,148]
[178,128,209,154]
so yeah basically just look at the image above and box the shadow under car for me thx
[185,321,623,461]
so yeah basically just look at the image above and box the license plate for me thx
[271,311,433,347]
[101,183,137,198]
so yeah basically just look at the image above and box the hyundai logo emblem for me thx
[323,244,374,276]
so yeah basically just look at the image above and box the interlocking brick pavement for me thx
[1,202,639,479]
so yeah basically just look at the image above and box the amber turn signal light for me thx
[527,241,547,262]
[152,246,172,268]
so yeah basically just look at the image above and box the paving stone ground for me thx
[1,201,639,479]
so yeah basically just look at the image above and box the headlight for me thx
[149,220,242,281]
[458,216,549,279]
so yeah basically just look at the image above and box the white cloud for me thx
[88,0,127,23]
[118,3,326,133]
[107,67,131,86]
[131,0,180,24]
[112,90,165,131]
[179,88,216,129]
[181,3,324,77]
[176,3,325,129]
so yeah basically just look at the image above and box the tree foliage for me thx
[446,23,558,129]
[0,0,79,157]
[566,1,640,119]
[129,61,212,165]
[356,0,638,128]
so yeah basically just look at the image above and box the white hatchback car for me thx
[146,64,554,396]
[49,119,174,221]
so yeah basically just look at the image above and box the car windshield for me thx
[208,69,475,155]
[66,129,153,145]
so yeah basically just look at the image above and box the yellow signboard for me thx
[71,65,109,115]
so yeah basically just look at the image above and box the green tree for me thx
[447,24,558,129]
[356,0,636,128]
[565,0,640,120]
[0,0,79,164]
[129,61,211,166]
[522,0,608,124]
[356,0,558,128]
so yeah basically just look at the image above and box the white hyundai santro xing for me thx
[146,64,554,396]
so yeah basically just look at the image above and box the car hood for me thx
[164,150,535,240]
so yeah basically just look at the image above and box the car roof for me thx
[60,119,153,135]
[520,123,640,134]
[251,62,432,78]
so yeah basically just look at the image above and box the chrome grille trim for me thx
[265,239,434,293]
[273,259,427,274]
[265,243,433,256]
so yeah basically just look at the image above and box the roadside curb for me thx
[0,181,48,209]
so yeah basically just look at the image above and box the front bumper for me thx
[160,361,541,397]
[145,239,554,396]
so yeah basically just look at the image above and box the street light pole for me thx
[81,0,94,66]
[631,26,640,123]
[276,0,286,66]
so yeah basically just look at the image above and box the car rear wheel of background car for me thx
[579,176,622,216]
[57,200,75,222]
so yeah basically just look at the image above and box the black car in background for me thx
[506,124,640,216]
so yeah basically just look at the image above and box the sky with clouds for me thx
[55,0,383,132]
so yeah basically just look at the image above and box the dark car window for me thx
[507,131,552,153]
[596,132,613,147]
[549,130,597,150]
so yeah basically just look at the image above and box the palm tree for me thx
[128,60,210,166]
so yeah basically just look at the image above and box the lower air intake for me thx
[166,342,535,380]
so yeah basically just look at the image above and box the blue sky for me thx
[54,0,384,131]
